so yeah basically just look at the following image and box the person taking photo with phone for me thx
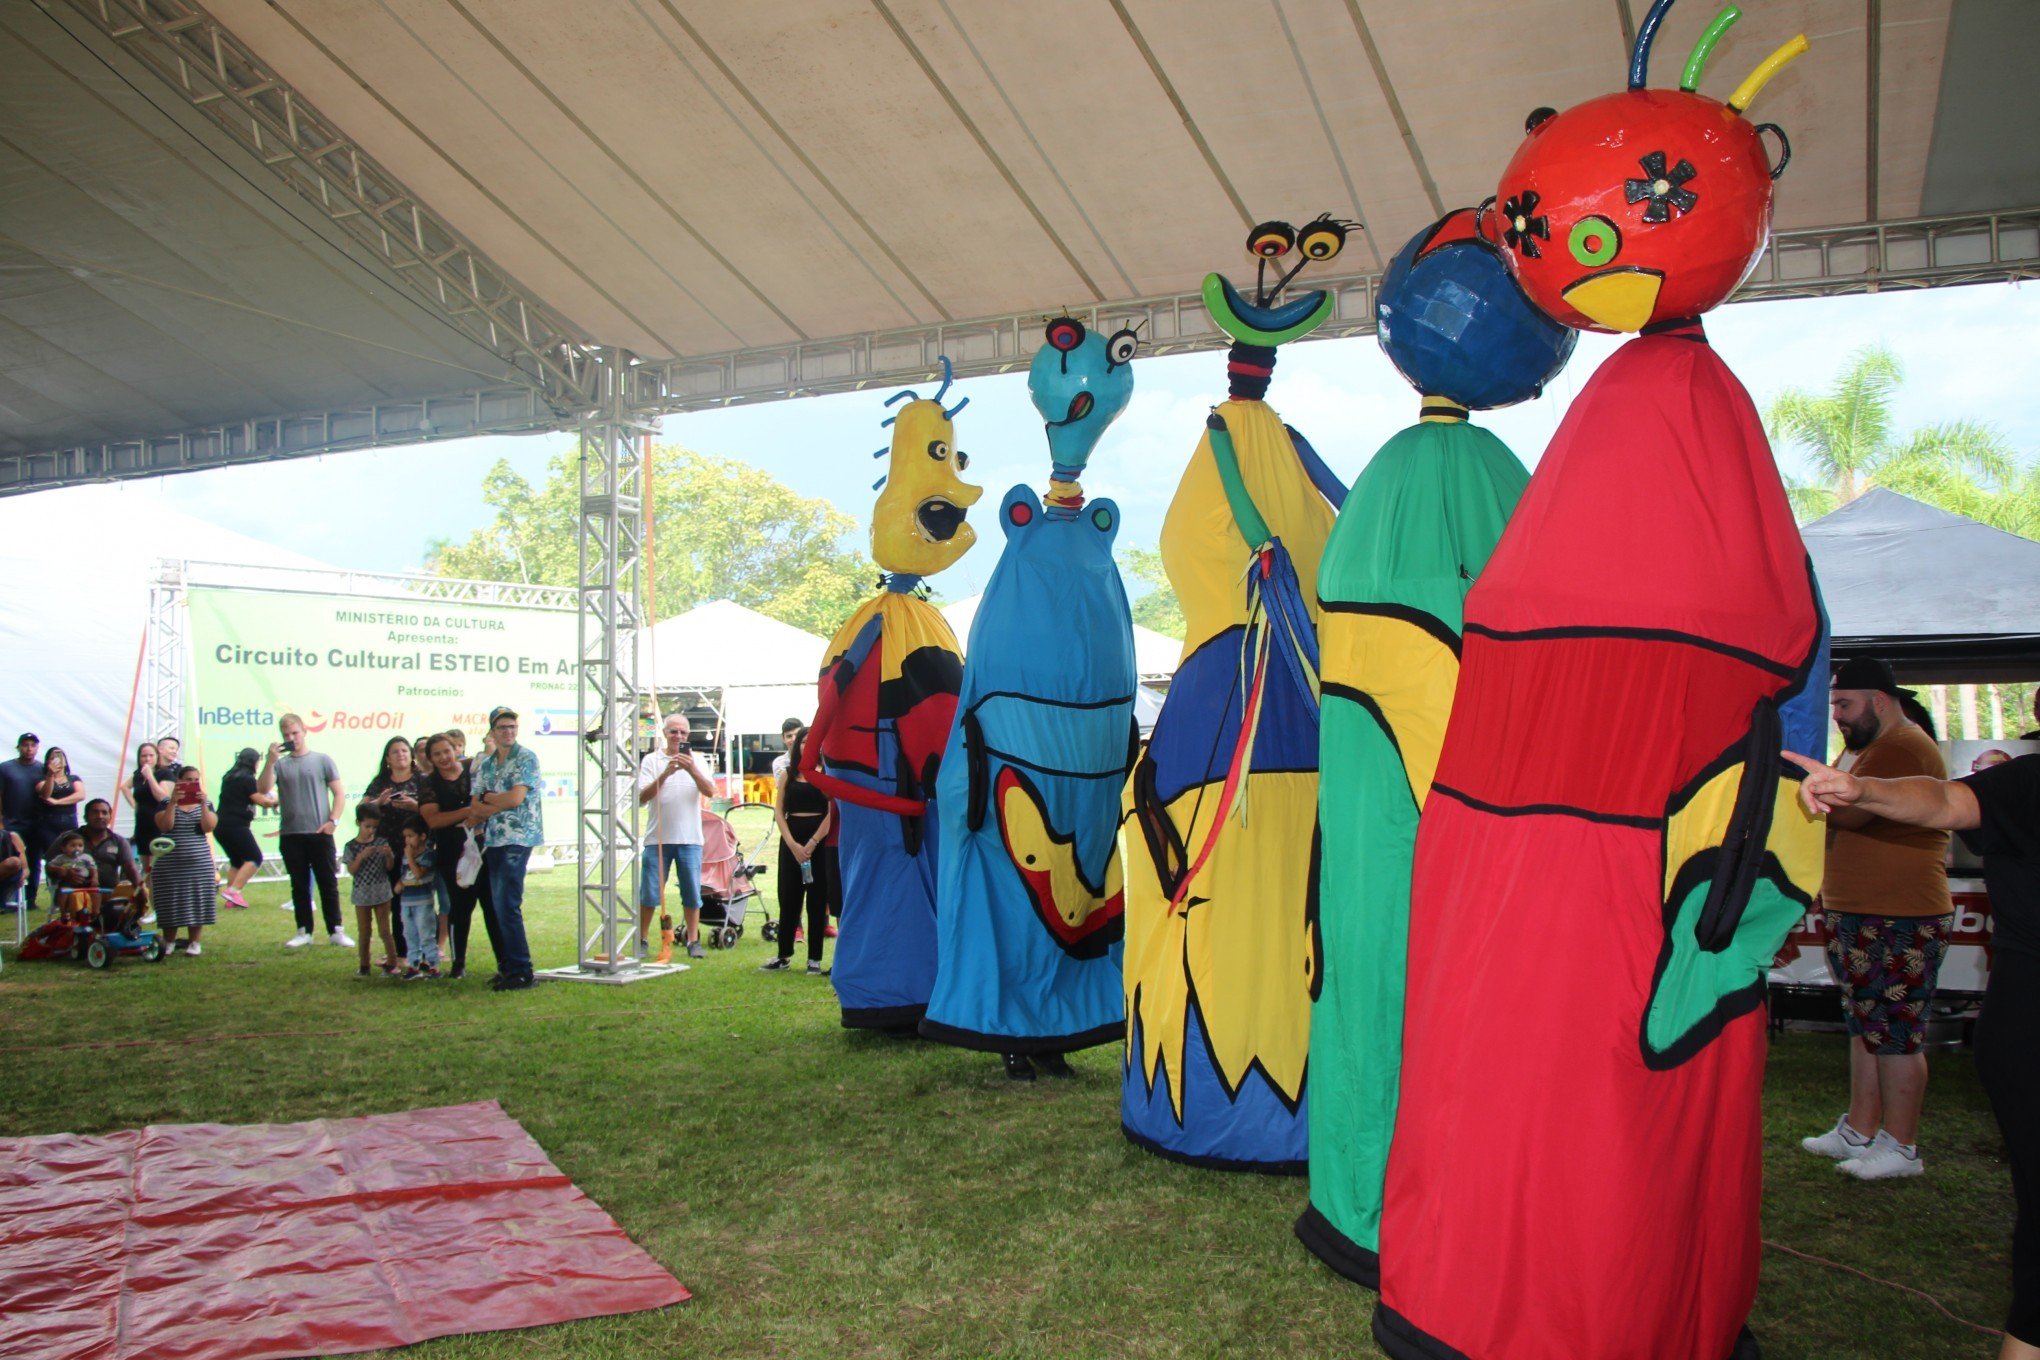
[258,713,352,950]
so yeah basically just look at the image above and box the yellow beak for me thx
[1562,268,1664,333]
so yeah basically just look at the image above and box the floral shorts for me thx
[1824,911,1954,1056]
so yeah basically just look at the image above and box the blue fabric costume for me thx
[921,319,1139,1053]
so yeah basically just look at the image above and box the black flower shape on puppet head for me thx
[1625,150,1699,224]
[1501,192,1549,258]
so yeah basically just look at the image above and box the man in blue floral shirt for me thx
[472,706,541,991]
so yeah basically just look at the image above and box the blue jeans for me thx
[401,892,439,968]
[483,844,534,978]
[639,843,703,914]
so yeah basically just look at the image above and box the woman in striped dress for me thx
[153,765,219,956]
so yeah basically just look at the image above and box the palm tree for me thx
[1766,345,2017,522]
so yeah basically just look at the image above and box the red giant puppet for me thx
[1373,6,1830,1358]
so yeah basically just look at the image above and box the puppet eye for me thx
[1297,217,1348,260]
[926,439,950,461]
[1044,317,1085,352]
[1091,506,1114,532]
[1569,216,1621,266]
[1247,221,1296,259]
[1009,500,1033,527]
[1105,329,1138,367]
[955,450,969,471]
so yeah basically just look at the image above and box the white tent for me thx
[639,598,826,736]
[939,594,1180,685]
[0,484,334,799]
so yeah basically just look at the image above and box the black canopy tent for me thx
[1803,488,2040,682]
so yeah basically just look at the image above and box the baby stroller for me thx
[697,807,769,949]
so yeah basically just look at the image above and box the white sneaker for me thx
[140,911,157,926]
[1838,1131,1924,1180]
[1801,1115,1875,1160]
[284,930,314,948]
[163,940,181,956]
[183,942,202,957]
[330,930,355,948]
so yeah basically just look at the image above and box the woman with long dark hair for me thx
[418,732,499,980]
[761,727,832,975]
[214,747,276,907]
[363,736,424,957]
[32,747,86,909]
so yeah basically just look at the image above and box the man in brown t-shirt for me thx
[1800,657,1952,1181]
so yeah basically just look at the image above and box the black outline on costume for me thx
[917,1016,1123,1055]
[1431,781,1661,831]
[1462,621,1794,679]
[1639,563,1826,1070]
[1293,1203,1381,1288]
[1320,600,1463,657]
[992,765,1124,961]
[1373,1306,1759,1360]
[839,1002,927,1031]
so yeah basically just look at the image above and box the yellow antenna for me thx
[1727,34,1809,113]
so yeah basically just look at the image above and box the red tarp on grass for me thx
[0,1100,689,1360]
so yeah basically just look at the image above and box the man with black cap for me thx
[1799,657,1952,1180]
[0,734,44,909]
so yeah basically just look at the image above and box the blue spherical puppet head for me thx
[1376,208,1577,410]
[1029,318,1137,474]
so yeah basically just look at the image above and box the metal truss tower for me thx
[542,350,680,984]
[142,560,187,751]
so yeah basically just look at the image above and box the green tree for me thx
[427,443,873,636]
[1767,345,2017,523]
[1120,546,1183,639]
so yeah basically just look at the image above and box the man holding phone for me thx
[258,713,352,949]
[470,706,540,991]
[638,713,715,961]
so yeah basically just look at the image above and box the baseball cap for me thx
[488,706,519,726]
[1832,656,1916,700]
[16,732,36,744]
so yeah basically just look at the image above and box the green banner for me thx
[184,588,582,830]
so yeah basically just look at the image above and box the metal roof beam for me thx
[642,206,2040,413]
[0,384,562,496]
[2,207,2033,497]
[50,0,594,405]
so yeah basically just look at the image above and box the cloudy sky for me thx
[109,279,2040,607]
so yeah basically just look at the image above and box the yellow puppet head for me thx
[870,357,982,577]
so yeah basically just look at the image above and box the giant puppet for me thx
[1373,7,1826,1358]
[1121,216,1352,1171]
[1297,209,1574,1287]
[921,318,1141,1062]
[803,359,981,1029]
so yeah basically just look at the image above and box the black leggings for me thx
[776,840,828,962]
[279,832,341,935]
[1978,948,2039,1344]
[437,863,499,974]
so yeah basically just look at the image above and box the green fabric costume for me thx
[1299,411,1528,1286]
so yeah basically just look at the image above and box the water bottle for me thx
[799,859,813,885]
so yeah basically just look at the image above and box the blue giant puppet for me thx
[803,359,980,1029]
[1121,215,1352,1171]
[1297,207,1574,1287]
[922,318,1141,1069]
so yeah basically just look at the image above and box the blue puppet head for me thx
[1376,207,1576,411]
[1028,317,1137,476]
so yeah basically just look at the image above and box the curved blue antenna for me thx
[884,388,918,407]
[872,446,888,459]
[872,474,888,490]
[943,396,970,419]
[1630,0,1678,89]
[931,354,955,404]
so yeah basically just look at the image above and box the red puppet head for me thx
[1482,0,1807,333]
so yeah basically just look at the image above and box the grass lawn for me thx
[0,867,2015,1359]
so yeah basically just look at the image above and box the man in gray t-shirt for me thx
[257,713,351,948]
